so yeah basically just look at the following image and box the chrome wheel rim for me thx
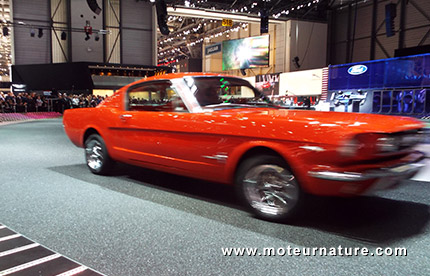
[85,140,104,171]
[243,164,299,216]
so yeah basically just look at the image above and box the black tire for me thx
[84,134,114,175]
[235,155,304,222]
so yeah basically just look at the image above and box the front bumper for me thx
[308,159,426,182]
[306,151,427,195]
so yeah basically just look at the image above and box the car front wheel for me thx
[235,155,303,222]
[84,134,114,175]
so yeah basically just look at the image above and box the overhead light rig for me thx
[156,0,326,66]
[162,0,324,20]
[1,20,110,41]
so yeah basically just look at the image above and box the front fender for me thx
[224,140,302,182]
[224,140,332,193]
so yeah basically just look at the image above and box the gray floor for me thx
[0,119,429,276]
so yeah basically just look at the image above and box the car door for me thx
[112,79,228,180]
[112,81,178,165]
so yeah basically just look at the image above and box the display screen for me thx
[222,35,269,70]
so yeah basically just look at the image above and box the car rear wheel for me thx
[235,155,303,222]
[84,134,114,175]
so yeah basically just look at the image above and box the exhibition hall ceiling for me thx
[162,0,330,20]
[0,0,358,80]
[156,0,332,65]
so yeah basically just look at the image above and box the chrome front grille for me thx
[390,129,426,151]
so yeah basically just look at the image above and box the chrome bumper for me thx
[308,158,427,182]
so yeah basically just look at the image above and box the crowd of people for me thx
[0,91,106,113]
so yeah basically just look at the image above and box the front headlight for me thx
[376,136,399,153]
[338,130,425,158]
[338,133,391,157]
[372,131,425,154]
[338,137,360,157]
[399,132,425,147]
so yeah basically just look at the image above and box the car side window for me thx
[127,82,187,112]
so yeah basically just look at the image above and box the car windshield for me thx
[182,76,275,110]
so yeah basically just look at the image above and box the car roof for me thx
[127,72,242,87]
[108,73,246,100]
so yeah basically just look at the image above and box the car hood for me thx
[211,108,424,145]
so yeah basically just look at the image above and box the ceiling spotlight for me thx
[95,33,100,41]
[30,29,36,37]
[38,28,43,38]
[61,31,67,40]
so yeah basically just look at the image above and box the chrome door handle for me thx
[120,114,133,121]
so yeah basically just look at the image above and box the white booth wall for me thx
[279,68,324,96]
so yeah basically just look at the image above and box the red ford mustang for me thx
[63,73,426,222]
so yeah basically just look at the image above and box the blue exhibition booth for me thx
[327,53,430,117]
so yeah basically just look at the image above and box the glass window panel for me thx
[414,89,425,114]
[381,91,392,113]
[372,91,381,113]
[190,77,263,107]
[426,89,430,113]
[424,55,430,86]
[328,66,345,91]
[369,61,385,88]
[402,90,414,113]
[128,82,187,112]
[392,91,402,113]
[385,56,425,88]
[348,69,370,89]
